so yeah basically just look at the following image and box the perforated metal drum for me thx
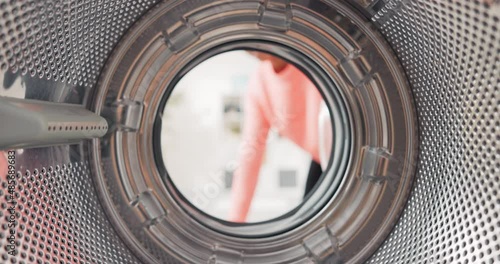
[0,0,498,263]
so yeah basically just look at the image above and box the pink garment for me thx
[229,61,323,222]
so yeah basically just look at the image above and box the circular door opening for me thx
[152,43,351,235]
[155,48,347,225]
[92,1,418,263]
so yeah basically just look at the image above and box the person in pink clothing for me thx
[229,52,324,223]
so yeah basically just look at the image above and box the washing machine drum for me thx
[0,0,498,263]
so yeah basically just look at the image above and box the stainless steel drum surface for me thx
[0,0,498,264]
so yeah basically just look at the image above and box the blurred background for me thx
[160,51,312,222]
